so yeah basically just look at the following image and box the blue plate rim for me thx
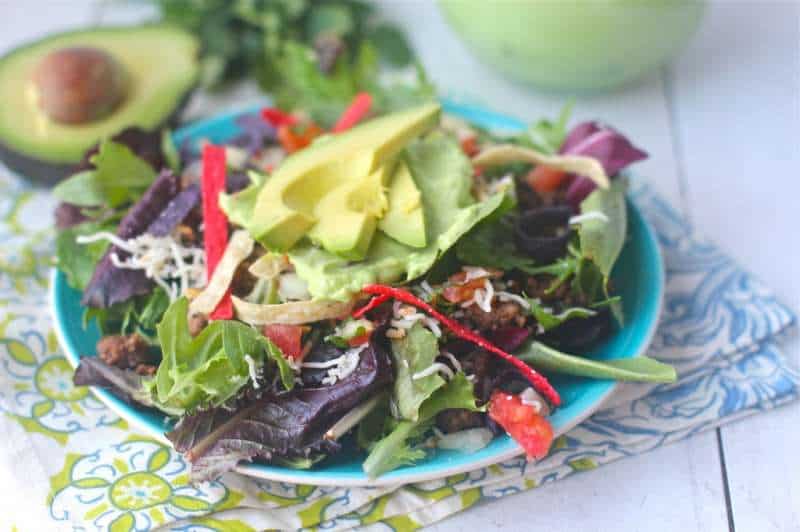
[51,100,664,487]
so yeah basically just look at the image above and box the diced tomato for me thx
[347,332,371,347]
[277,123,324,154]
[442,277,487,304]
[526,165,569,194]
[489,390,554,460]
[263,324,305,360]
[460,136,479,157]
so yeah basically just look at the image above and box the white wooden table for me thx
[2,1,798,530]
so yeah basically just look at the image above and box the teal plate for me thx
[51,101,664,487]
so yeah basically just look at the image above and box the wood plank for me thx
[667,2,800,531]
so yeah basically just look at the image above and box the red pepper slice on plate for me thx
[332,92,373,133]
[355,284,561,407]
[352,293,391,318]
[489,390,554,460]
[201,144,233,320]
[261,107,298,128]
[263,324,305,360]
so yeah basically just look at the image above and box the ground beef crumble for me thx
[464,301,527,332]
[435,409,486,434]
[96,334,158,375]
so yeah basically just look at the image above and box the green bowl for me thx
[439,0,704,91]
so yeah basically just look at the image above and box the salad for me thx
[55,95,676,480]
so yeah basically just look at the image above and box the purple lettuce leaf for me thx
[166,332,394,481]
[73,357,156,408]
[81,170,180,308]
[558,121,648,209]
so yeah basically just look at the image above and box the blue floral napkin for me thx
[0,173,796,531]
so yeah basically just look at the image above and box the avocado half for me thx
[0,25,199,184]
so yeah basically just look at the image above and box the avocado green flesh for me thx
[378,160,426,248]
[249,103,441,254]
[307,163,392,260]
[0,25,199,164]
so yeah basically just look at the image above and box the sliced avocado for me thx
[378,160,427,248]
[248,103,441,251]
[307,163,393,260]
[0,25,199,184]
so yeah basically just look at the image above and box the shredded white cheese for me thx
[420,280,434,298]
[77,231,205,301]
[391,306,442,337]
[463,266,490,282]
[520,387,550,416]
[302,344,366,386]
[496,291,531,309]
[568,211,609,226]
[463,279,494,313]
[412,362,455,381]
[244,354,260,389]
[487,173,514,196]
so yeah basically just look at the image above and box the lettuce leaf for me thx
[53,140,157,209]
[391,323,445,422]
[146,298,293,415]
[56,219,114,291]
[527,298,597,332]
[516,340,676,383]
[166,330,394,480]
[578,180,627,279]
[363,372,480,478]
[72,357,171,412]
[289,135,507,300]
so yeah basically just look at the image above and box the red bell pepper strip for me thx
[332,92,373,133]
[489,390,554,460]
[201,144,233,320]
[352,293,391,319]
[357,284,562,407]
[261,107,298,128]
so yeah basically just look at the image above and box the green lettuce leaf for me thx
[455,211,540,273]
[391,322,445,422]
[146,298,294,415]
[53,140,157,208]
[578,180,627,279]
[527,298,597,331]
[87,287,171,343]
[289,135,507,300]
[363,373,480,478]
[56,219,113,291]
[516,340,676,383]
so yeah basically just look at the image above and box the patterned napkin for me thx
[0,172,796,532]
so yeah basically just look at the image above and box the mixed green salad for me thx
[56,95,675,480]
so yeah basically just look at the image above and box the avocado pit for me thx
[33,46,127,124]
